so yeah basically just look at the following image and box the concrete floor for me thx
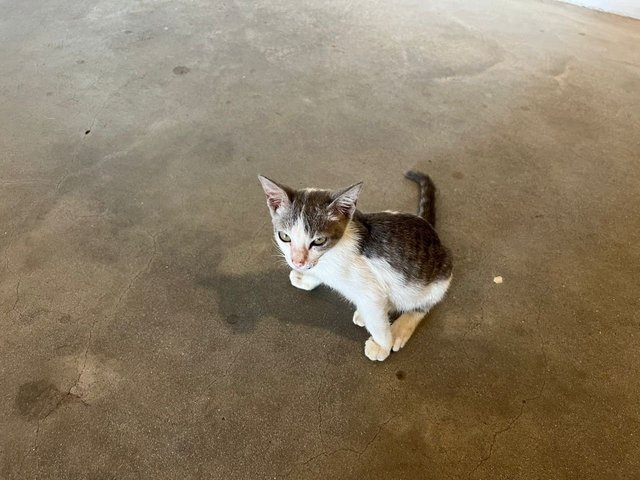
[1,0,639,478]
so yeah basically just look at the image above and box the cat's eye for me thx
[278,231,291,242]
[311,237,327,247]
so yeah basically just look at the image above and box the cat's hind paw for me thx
[289,270,321,291]
[364,337,391,362]
[352,310,365,327]
[390,312,424,352]
[391,322,413,352]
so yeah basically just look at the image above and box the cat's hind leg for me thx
[391,276,452,351]
[391,311,426,351]
[289,270,322,291]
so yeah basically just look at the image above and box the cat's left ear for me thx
[330,182,363,218]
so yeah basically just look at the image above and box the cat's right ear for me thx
[258,175,292,216]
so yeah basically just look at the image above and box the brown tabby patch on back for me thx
[352,211,452,283]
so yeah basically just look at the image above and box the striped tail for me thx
[404,171,437,227]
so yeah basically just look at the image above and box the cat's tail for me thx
[404,171,436,227]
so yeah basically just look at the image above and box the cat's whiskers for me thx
[270,240,290,268]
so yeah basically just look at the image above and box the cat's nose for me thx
[291,250,308,268]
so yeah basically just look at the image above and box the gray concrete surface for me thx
[1,0,639,478]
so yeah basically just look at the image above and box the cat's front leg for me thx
[352,310,365,327]
[358,302,393,361]
[289,270,322,291]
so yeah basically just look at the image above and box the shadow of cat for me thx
[196,268,359,341]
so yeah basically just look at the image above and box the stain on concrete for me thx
[15,380,65,420]
[172,66,190,75]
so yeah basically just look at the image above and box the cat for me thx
[258,171,452,361]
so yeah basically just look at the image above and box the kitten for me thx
[258,171,452,361]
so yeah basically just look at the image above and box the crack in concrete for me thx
[16,419,38,478]
[85,94,111,135]
[468,301,549,478]
[432,57,503,82]
[25,385,87,480]
[315,349,331,448]
[0,112,116,274]
[11,278,21,312]
[54,136,96,195]
[534,302,550,399]
[68,321,96,401]
[0,180,53,186]
[461,300,485,363]
[30,421,41,480]
[352,413,398,457]
[71,212,111,220]
[200,341,245,395]
[468,402,526,478]
[53,73,148,196]
[0,197,40,274]
[22,228,163,478]
[113,230,159,313]
[606,58,640,70]
[54,149,121,194]
[279,413,399,478]
[316,377,325,446]
[68,230,159,403]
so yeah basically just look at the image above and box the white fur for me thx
[365,337,391,361]
[352,310,365,327]
[289,223,451,361]
[288,217,308,259]
[278,217,319,270]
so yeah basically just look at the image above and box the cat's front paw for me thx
[364,337,391,362]
[289,270,321,291]
[352,310,365,327]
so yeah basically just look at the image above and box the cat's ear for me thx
[330,182,363,218]
[258,175,293,216]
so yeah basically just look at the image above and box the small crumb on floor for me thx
[493,276,503,284]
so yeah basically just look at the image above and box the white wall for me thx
[558,0,640,19]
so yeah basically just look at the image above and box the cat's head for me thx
[258,175,362,271]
